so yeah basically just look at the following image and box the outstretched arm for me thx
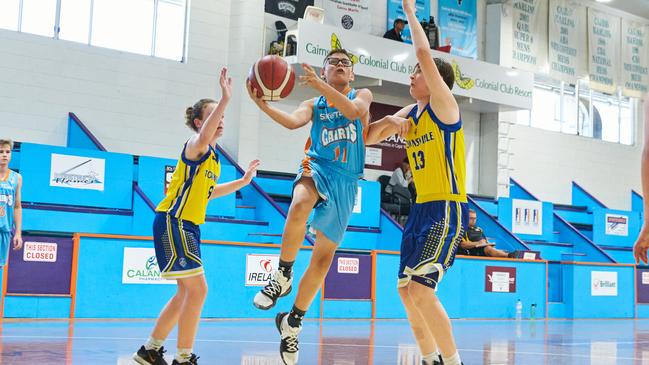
[365,105,414,145]
[299,64,373,122]
[402,0,459,124]
[247,81,313,130]
[186,68,232,159]
[210,160,261,200]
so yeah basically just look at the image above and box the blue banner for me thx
[386,0,431,44]
[438,0,477,59]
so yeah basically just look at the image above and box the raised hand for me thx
[299,63,325,90]
[402,0,416,15]
[220,67,232,101]
[634,224,649,264]
[242,159,261,184]
[246,80,268,108]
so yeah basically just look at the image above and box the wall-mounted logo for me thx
[50,154,105,191]
[452,60,475,90]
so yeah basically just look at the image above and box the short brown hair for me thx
[0,139,13,149]
[434,58,455,90]
[185,99,217,132]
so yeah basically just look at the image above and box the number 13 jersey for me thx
[405,103,466,204]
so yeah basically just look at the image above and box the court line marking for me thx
[0,335,642,361]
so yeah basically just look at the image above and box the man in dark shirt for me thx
[458,209,516,258]
[383,19,406,42]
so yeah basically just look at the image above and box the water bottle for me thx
[515,299,523,320]
[530,303,537,320]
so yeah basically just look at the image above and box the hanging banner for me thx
[621,19,649,98]
[265,0,314,20]
[323,0,371,33]
[510,0,548,72]
[387,0,431,44]
[438,0,478,59]
[548,0,586,83]
[588,9,620,94]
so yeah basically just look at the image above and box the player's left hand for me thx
[12,234,23,251]
[634,224,649,264]
[390,116,410,137]
[299,64,325,90]
[402,0,416,15]
[242,159,260,185]
[219,67,233,101]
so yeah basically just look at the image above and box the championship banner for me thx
[323,0,371,33]
[548,0,586,83]
[588,8,620,94]
[621,19,649,98]
[438,0,478,59]
[265,0,314,20]
[510,0,548,73]
[6,235,73,295]
[387,0,431,44]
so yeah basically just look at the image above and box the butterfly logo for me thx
[330,33,359,65]
[452,60,475,90]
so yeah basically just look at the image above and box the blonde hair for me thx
[184,99,217,132]
[0,139,13,149]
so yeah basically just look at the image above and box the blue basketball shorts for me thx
[398,200,468,290]
[296,160,358,244]
[152,213,204,279]
[0,231,10,266]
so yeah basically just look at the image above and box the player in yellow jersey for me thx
[366,1,467,364]
[133,68,260,365]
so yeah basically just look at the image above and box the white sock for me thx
[175,348,193,363]
[422,351,441,364]
[144,336,164,351]
[442,351,462,365]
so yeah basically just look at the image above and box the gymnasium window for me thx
[0,0,188,62]
[516,79,635,146]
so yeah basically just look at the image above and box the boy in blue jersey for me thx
[247,50,373,365]
[0,139,23,266]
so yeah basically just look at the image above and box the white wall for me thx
[506,120,642,210]
[0,0,235,159]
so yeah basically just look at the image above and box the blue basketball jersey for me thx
[0,170,18,232]
[304,88,366,179]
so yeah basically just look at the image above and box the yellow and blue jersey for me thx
[156,144,221,225]
[405,103,466,203]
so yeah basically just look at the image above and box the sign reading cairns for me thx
[50,153,105,191]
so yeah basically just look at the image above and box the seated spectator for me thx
[458,209,517,258]
[383,18,406,42]
[387,157,416,201]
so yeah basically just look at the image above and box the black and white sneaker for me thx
[421,355,444,365]
[133,345,168,365]
[276,312,301,365]
[253,270,293,310]
[170,353,199,365]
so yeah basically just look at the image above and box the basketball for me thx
[248,55,295,101]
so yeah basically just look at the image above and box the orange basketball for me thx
[248,55,295,101]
